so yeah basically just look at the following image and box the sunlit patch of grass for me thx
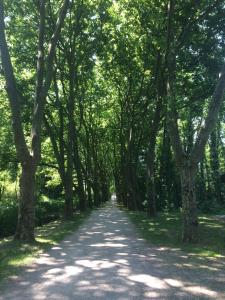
[127,210,225,259]
[0,211,90,282]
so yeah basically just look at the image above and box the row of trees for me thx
[1,0,225,243]
[102,0,225,242]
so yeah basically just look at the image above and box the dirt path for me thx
[1,199,225,299]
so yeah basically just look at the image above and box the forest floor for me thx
[1,200,225,299]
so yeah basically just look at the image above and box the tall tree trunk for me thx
[14,159,36,241]
[125,162,138,210]
[73,129,87,211]
[98,164,109,203]
[87,180,93,208]
[165,0,225,242]
[210,129,222,204]
[91,151,101,207]
[165,0,199,242]
[180,165,198,242]
[85,130,93,207]
[44,114,74,218]
[93,175,101,207]
[198,160,207,205]
[146,52,163,217]
[205,159,213,201]
[146,98,162,216]
[65,96,75,218]
[64,172,74,218]
[146,162,156,216]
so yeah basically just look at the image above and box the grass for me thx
[0,211,90,282]
[126,210,225,258]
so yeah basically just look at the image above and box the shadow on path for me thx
[1,198,225,299]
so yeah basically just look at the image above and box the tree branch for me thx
[0,0,30,162]
[166,0,186,168]
[191,63,225,166]
[31,0,70,162]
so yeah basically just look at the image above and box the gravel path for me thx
[1,198,225,299]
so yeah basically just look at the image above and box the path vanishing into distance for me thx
[1,196,225,300]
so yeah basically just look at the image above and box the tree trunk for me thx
[14,159,36,241]
[87,179,93,208]
[146,163,157,217]
[125,162,138,210]
[93,171,101,207]
[210,129,222,204]
[198,160,207,205]
[64,119,74,218]
[84,127,93,208]
[180,165,198,243]
[165,0,198,243]
[146,133,159,216]
[73,132,87,211]
[146,53,163,217]
[64,175,74,218]
[100,168,109,203]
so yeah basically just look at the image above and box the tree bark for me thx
[146,96,163,216]
[65,82,75,218]
[73,127,87,211]
[180,165,198,243]
[14,159,36,241]
[210,129,222,204]
[64,172,74,218]
[146,163,157,217]
[146,51,163,217]
[84,127,93,207]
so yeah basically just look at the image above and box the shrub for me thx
[0,202,18,237]
[0,197,65,238]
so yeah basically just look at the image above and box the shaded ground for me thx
[213,215,225,222]
[0,197,225,299]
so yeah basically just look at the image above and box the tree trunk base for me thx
[181,166,198,243]
[14,160,36,242]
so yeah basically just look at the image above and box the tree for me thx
[166,0,225,242]
[0,0,70,241]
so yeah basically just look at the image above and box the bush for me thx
[35,198,64,226]
[0,197,65,238]
[0,202,18,237]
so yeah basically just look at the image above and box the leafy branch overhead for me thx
[0,0,225,245]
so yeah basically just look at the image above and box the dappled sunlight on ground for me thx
[1,198,225,299]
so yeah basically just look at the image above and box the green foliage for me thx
[0,196,65,238]
[0,202,18,237]
[35,198,65,226]
[1,0,225,244]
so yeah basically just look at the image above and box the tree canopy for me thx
[1,0,225,243]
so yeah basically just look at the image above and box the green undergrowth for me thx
[126,209,225,259]
[0,210,90,282]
